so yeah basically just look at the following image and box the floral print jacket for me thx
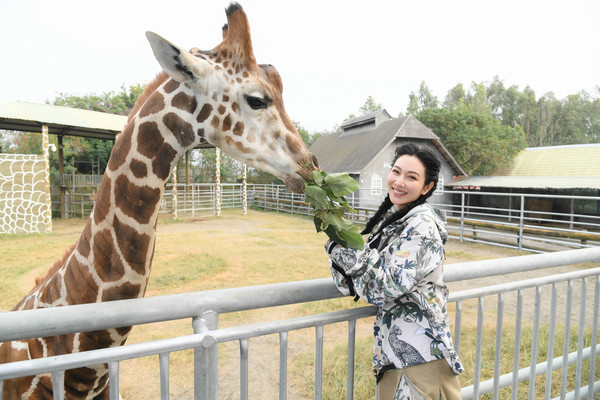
[326,204,464,376]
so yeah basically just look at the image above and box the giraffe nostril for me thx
[311,154,320,170]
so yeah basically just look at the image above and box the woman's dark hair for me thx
[361,143,441,236]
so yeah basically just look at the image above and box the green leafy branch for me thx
[304,171,365,250]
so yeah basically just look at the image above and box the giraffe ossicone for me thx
[0,2,319,399]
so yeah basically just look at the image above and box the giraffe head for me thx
[145,3,319,193]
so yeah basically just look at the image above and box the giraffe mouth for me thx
[284,174,308,194]
[285,155,320,194]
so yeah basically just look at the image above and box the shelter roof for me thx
[450,144,600,190]
[449,175,600,190]
[0,101,127,140]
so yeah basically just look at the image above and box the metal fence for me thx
[1,247,599,399]
[48,180,600,251]
[249,185,600,253]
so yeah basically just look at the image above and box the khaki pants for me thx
[377,359,461,400]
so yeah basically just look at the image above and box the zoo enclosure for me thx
[1,247,599,399]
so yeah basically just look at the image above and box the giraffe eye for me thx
[244,94,270,110]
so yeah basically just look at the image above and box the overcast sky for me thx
[1,0,599,132]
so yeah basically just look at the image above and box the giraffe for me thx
[0,3,319,399]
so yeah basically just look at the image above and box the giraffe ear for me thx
[146,31,209,83]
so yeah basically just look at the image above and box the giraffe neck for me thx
[19,79,206,311]
[3,79,213,400]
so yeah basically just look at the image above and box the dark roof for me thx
[310,113,466,176]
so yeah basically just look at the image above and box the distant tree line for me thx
[335,77,599,175]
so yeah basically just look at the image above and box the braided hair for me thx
[362,143,441,237]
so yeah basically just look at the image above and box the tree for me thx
[359,95,383,115]
[533,93,561,146]
[417,108,526,175]
[406,81,438,115]
[443,84,466,110]
[47,83,146,175]
[53,83,144,116]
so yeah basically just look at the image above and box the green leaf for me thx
[322,212,354,231]
[323,173,359,197]
[304,171,364,250]
[304,185,329,210]
[312,170,325,186]
[337,229,365,250]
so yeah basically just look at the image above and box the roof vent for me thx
[341,109,391,135]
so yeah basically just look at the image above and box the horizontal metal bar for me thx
[2,248,599,342]
[0,278,343,342]
[461,344,600,398]
[201,307,377,347]
[450,267,600,302]
[444,247,600,282]
[0,331,207,380]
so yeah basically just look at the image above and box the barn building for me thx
[309,110,467,208]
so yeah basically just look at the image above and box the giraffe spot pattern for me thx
[64,365,107,397]
[152,144,177,181]
[233,121,244,136]
[222,115,232,132]
[163,79,181,94]
[197,104,213,123]
[163,112,196,148]
[114,175,160,225]
[225,136,251,154]
[113,216,152,276]
[93,228,126,282]
[38,272,64,305]
[211,115,220,129]
[171,91,198,114]
[77,219,93,258]
[130,159,148,179]
[79,330,116,353]
[138,122,165,158]
[107,123,133,172]
[139,92,165,119]
[102,282,143,302]
[137,121,177,180]
[63,256,99,304]
[93,177,112,224]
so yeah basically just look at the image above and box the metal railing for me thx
[1,247,599,399]
[49,181,600,254]
[249,185,600,253]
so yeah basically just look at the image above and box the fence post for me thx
[291,192,294,215]
[460,193,465,241]
[193,311,218,400]
[519,195,525,250]
[570,198,575,230]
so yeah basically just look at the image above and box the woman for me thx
[325,143,463,399]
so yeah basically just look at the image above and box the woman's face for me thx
[387,155,434,210]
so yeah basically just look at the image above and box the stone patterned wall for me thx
[0,154,48,234]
